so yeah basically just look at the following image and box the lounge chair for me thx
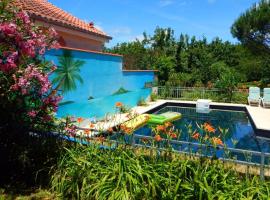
[248,87,261,106]
[262,88,270,108]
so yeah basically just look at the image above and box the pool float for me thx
[122,114,150,130]
[148,112,181,125]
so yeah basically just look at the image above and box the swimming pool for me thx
[57,88,151,119]
[133,106,270,163]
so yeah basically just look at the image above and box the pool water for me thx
[134,106,270,156]
[57,88,151,119]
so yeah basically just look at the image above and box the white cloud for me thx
[159,0,174,7]
[110,26,132,36]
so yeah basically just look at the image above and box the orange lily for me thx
[77,117,83,123]
[156,125,166,132]
[154,134,162,142]
[115,102,123,107]
[192,132,200,140]
[212,137,224,146]
[204,122,215,133]
[89,123,95,129]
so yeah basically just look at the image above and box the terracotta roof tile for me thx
[14,0,111,39]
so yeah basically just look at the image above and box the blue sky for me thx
[49,0,258,47]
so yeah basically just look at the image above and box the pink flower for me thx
[0,23,17,36]
[16,11,30,24]
[28,110,37,118]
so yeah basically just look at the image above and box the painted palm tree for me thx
[52,50,85,93]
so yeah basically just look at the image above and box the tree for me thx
[231,0,270,54]
[52,50,85,93]
[175,34,185,73]
[215,70,240,102]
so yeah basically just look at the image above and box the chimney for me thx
[89,22,94,28]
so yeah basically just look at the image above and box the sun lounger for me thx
[248,87,261,106]
[262,88,270,108]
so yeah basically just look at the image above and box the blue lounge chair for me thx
[262,88,270,108]
[248,87,261,106]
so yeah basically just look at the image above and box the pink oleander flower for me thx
[16,11,30,24]
[28,110,37,118]
[0,23,17,36]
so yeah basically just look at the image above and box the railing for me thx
[156,86,248,103]
[66,132,270,180]
[129,134,270,180]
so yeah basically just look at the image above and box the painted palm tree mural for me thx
[52,50,85,93]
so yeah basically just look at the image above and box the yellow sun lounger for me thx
[122,114,150,130]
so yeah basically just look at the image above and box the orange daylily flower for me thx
[164,122,172,128]
[170,133,177,139]
[156,125,166,132]
[154,134,162,142]
[115,102,123,107]
[77,117,83,123]
[192,132,200,140]
[204,122,215,133]
[212,137,224,146]
[89,123,95,129]
[84,129,90,135]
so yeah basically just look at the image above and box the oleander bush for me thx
[0,0,66,193]
[0,0,61,130]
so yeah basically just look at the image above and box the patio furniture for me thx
[248,87,261,106]
[262,88,270,108]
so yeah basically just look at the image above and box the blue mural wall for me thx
[45,49,155,118]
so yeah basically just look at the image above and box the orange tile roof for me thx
[14,0,111,39]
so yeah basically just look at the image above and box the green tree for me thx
[231,0,270,54]
[175,34,186,73]
[215,69,240,102]
[52,50,85,93]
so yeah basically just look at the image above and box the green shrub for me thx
[51,145,270,200]
[137,98,148,106]
[150,93,158,101]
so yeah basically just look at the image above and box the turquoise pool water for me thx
[57,88,151,119]
[133,106,270,163]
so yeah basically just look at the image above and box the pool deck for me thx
[77,99,270,137]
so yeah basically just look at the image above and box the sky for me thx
[48,0,259,48]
